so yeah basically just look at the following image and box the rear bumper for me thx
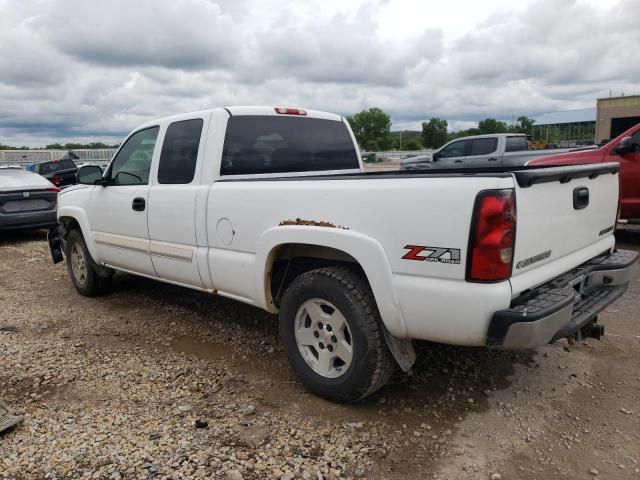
[488,249,637,348]
[0,210,57,231]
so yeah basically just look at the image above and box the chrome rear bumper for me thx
[488,249,637,349]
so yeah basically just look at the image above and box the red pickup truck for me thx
[530,123,640,223]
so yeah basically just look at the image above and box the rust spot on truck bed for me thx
[279,218,349,229]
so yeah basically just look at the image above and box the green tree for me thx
[346,108,393,151]
[365,139,380,151]
[478,118,509,134]
[392,130,423,150]
[404,137,423,150]
[421,118,448,148]
[514,115,535,135]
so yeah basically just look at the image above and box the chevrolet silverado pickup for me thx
[48,106,636,403]
[529,123,640,223]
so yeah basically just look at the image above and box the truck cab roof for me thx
[134,106,344,132]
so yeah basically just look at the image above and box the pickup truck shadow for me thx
[109,273,536,427]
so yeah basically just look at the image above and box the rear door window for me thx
[505,136,529,152]
[470,138,498,155]
[158,119,203,184]
[221,116,359,175]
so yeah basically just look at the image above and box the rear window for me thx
[158,119,203,184]
[221,116,359,175]
[38,159,76,174]
[505,136,529,152]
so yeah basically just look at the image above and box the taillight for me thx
[274,107,307,115]
[467,189,516,282]
[52,176,61,186]
[47,186,61,192]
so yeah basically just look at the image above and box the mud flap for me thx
[383,326,416,372]
[47,226,64,264]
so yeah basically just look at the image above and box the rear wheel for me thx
[279,266,394,403]
[66,229,112,296]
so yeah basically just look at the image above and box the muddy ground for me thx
[0,230,638,479]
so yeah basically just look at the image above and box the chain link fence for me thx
[0,149,117,166]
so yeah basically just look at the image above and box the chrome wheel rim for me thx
[294,298,353,378]
[70,243,87,285]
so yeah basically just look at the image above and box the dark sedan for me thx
[26,157,78,187]
[0,167,60,231]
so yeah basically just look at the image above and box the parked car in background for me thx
[49,106,636,403]
[528,123,640,224]
[426,133,588,169]
[26,155,78,188]
[0,167,59,231]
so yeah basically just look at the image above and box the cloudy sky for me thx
[1,0,638,146]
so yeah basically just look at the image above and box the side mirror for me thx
[615,136,633,155]
[432,152,440,161]
[77,165,104,185]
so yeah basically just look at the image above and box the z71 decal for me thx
[402,245,461,264]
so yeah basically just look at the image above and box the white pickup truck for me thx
[48,106,636,403]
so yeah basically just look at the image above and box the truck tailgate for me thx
[509,163,619,295]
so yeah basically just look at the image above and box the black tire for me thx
[65,229,112,296]
[279,266,395,403]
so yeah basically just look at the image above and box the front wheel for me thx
[279,267,394,403]
[65,229,112,296]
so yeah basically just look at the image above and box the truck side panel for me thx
[206,175,515,344]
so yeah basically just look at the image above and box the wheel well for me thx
[268,244,365,308]
[58,216,80,238]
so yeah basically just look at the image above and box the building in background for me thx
[531,108,596,147]
[596,95,640,143]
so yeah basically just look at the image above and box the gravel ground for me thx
[1,230,639,480]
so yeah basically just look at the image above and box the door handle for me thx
[454,160,463,163]
[132,197,146,211]
[488,157,498,161]
[573,187,589,210]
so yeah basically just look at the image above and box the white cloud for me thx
[0,0,638,146]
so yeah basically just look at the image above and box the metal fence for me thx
[1,148,429,168]
[0,149,117,166]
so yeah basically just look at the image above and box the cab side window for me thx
[470,138,498,155]
[109,127,159,185]
[439,140,469,158]
[158,119,203,184]
[505,136,528,152]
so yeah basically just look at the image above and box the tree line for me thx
[346,108,536,151]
